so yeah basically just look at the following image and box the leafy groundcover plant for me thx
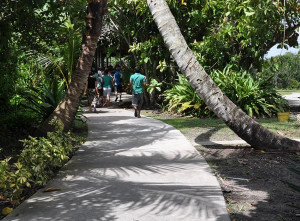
[163,66,286,118]
[0,121,84,205]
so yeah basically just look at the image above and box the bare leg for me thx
[107,96,110,107]
[137,105,142,118]
[115,86,118,102]
[103,97,107,106]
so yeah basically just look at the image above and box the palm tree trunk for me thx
[147,0,300,151]
[37,0,108,135]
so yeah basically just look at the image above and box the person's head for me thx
[108,65,113,71]
[103,69,108,75]
[134,66,140,73]
[116,67,121,71]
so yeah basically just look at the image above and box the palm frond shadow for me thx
[23,159,227,221]
[194,127,250,149]
[12,114,228,220]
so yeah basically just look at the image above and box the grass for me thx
[277,89,300,95]
[146,113,300,141]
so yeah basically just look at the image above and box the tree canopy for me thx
[0,0,299,129]
[106,0,300,76]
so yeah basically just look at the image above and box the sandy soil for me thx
[198,146,300,221]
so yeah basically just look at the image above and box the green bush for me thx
[211,66,285,117]
[163,66,285,117]
[0,126,78,203]
[163,74,209,117]
[289,79,300,89]
[19,128,75,186]
[19,81,66,122]
[0,158,32,204]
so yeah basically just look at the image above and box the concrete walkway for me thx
[283,92,300,111]
[4,108,230,221]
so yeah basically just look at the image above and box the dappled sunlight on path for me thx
[4,108,229,221]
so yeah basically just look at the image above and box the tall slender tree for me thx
[37,0,108,134]
[147,0,300,151]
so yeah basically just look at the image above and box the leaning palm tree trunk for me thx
[147,0,300,151]
[37,0,107,134]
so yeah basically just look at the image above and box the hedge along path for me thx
[4,108,230,221]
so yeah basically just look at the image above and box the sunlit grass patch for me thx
[147,114,300,140]
[277,89,300,95]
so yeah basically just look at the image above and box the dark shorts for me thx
[132,93,143,107]
[115,85,123,93]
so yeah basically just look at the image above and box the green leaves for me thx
[147,79,162,94]
[191,0,299,70]
[0,127,78,203]
[163,74,208,117]
[210,66,285,117]
[19,81,66,122]
[164,65,285,118]
[263,53,300,89]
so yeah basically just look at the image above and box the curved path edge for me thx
[4,108,230,221]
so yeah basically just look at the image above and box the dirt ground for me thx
[198,145,300,221]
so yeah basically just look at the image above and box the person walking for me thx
[113,67,123,102]
[130,66,146,118]
[84,72,99,112]
[94,67,103,106]
[102,69,113,107]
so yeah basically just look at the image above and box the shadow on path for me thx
[4,109,229,221]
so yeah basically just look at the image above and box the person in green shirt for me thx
[102,69,113,107]
[130,66,146,118]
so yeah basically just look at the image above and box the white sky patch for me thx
[264,30,300,58]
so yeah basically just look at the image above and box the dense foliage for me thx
[0,0,85,112]
[262,52,300,89]
[164,66,286,118]
[107,0,299,106]
[0,122,83,204]
[0,1,86,157]
[108,0,299,73]
[1,0,298,122]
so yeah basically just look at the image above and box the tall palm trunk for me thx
[36,0,108,135]
[147,0,300,151]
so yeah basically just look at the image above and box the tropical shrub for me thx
[0,159,32,204]
[19,128,74,186]
[163,66,285,117]
[19,81,65,122]
[0,123,79,203]
[163,74,209,117]
[211,66,285,117]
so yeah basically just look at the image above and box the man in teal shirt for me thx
[130,66,146,118]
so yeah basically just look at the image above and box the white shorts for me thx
[103,88,111,97]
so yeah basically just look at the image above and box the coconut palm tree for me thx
[147,0,300,151]
[37,0,108,134]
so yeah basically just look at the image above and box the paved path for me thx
[283,92,300,111]
[4,108,229,221]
